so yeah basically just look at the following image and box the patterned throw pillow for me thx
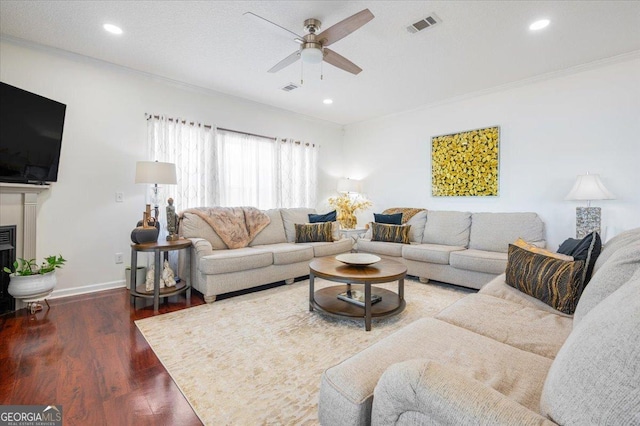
[371,223,411,244]
[514,238,574,261]
[557,231,602,286]
[506,244,585,314]
[294,222,334,243]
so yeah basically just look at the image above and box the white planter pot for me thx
[8,270,57,299]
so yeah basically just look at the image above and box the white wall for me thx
[0,38,344,296]
[343,57,640,249]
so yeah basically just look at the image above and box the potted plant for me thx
[3,255,66,299]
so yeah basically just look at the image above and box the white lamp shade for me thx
[301,47,323,64]
[135,161,177,185]
[565,173,615,201]
[337,178,361,194]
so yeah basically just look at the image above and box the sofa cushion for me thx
[593,227,640,273]
[300,238,352,257]
[469,212,545,253]
[422,211,471,247]
[371,223,411,244]
[319,317,553,425]
[505,244,585,315]
[249,208,287,246]
[402,244,466,265]
[198,247,273,274]
[449,249,507,274]
[436,293,573,359]
[294,222,334,243]
[573,242,640,325]
[308,210,337,223]
[357,239,404,257]
[405,210,428,243]
[251,243,313,265]
[540,270,640,425]
[181,212,227,250]
[280,208,316,243]
[479,275,573,317]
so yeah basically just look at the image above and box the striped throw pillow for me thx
[294,222,334,243]
[506,244,585,314]
[371,223,411,244]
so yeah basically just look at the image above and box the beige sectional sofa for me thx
[358,211,545,289]
[180,207,352,302]
[319,227,640,425]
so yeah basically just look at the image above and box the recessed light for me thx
[103,23,123,35]
[529,19,550,31]
[323,99,333,105]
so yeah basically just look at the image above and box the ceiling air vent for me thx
[407,14,441,33]
[281,83,299,92]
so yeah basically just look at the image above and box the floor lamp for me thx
[565,173,615,239]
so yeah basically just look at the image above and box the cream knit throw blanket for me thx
[181,207,270,249]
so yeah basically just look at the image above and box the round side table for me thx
[129,239,192,312]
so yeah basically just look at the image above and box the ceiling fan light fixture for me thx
[301,47,323,64]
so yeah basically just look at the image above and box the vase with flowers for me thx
[328,194,372,230]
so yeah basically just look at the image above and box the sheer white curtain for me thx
[216,130,276,209]
[275,138,318,208]
[147,115,219,211]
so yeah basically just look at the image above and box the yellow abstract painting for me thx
[431,126,499,196]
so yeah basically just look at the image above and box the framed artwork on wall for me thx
[431,126,499,197]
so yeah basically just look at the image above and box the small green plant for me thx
[3,255,66,276]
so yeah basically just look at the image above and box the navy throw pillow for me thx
[374,213,403,225]
[557,231,602,286]
[308,210,337,223]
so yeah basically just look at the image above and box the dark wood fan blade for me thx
[244,12,303,42]
[323,48,362,75]
[316,9,374,47]
[268,50,301,73]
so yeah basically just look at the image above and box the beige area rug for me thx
[135,279,470,425]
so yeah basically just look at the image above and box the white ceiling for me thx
[1,1,639,125]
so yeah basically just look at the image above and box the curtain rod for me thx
[146,114,316,147]
[145,114,274,139]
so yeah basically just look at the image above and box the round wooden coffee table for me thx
[309,256,407,331]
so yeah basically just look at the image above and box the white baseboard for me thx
[49,280,126,299]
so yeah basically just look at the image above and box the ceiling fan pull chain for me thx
[321,59,324,80]
[300,59,304,85]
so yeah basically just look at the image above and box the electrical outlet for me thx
[115,253,123,264]
[115,192,124,202]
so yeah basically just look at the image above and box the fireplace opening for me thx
[0,225,17,314]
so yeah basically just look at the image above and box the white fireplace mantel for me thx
[0,182,50,260]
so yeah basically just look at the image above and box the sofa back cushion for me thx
[422,211,471,247]
[469,212,545,253]
[540,269,640,425]
[249,209,287,246]
[593,227,640,274]
[181,211,227,250]
[573,242,640,325]
[280,208,317,243]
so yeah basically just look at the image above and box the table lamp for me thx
[565,172,615,238]
[135,161,177,221]
[337,178,361,194]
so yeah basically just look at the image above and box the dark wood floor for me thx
[0,287,206,425]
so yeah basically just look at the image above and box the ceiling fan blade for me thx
[323,48,362,75]
[268,50,301,73]
[316,9,374,47]
[244,12,304,43]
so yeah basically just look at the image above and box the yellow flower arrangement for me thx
[328,194,372,230]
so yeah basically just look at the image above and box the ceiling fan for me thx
[244,9,374,75]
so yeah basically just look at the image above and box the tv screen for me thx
[0,82,66,183]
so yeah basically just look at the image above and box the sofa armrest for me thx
[178,238,213,281]
[188,237,214,257]
[372,359,555,426]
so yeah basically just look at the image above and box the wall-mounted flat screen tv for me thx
[0,82,66,184]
